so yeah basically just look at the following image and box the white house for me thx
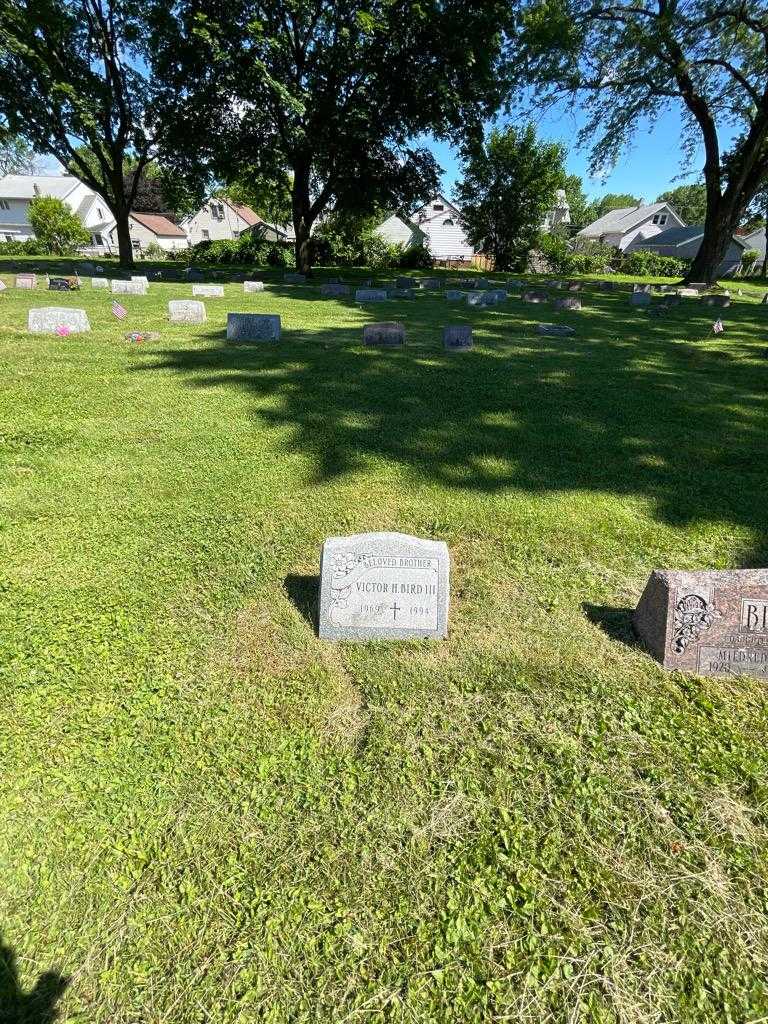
[542,189,571,233]
[180,197,294,245]
[739,226,766,261]
[626,225,750,276]
[0,173,114,246]
[577,202,685,250]
[105,212,189,254]
[375,195,476,262]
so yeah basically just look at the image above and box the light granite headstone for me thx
[284,272,306,284]
[226,312,280,342]
[445,290,465,301]
[677,287,699,298]
[688,282,708,293]
[634,569,768,678]
[91,277,109,289]
[523,290,548,304]
[554,296,581,311]
[417,278,440,290]
[319,532,450,640]
[131,275,149,285]
[630,292,651,307]
[355,288,389,302]
[16,274,36,289]
[168,299,206,324]
[538,323,575,336]
[244,280,264,293]
[701,293,730,307]
[28,307,90,333]
[363,321,405,347]
[193,284,224,297]
[633,283,652,293]
[443,326,472,351]
[112,279,147,295]
[466,292,486,307]
[321,283,351,297]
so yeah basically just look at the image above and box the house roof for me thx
[741,226,766,256]
[223,199,261,227]
[578,202,673,237]
[414,194,462,225]
[0,174,81,201]
[632,224,749,251]
[130,212,187,238]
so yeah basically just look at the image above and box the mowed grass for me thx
[1,261,768,1023]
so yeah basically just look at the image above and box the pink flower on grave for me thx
[55,325,71,336]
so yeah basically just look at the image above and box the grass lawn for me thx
[1,260,767,1023]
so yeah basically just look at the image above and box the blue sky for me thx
[419,97,725,204]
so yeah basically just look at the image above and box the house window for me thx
[92,233,103,245]
[97,207,104,219]
[652,214,659,224]
[443,218,454,226]
[4,233,13,242]
[659,214,667,226]
[132,238,141,250]
[210,202,225,220]
[0,200,9,210]
[202,229,210,240]
[433,203,444,211]
[233,230,240,238]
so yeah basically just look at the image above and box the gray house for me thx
[577,202,684,250]
[740,227,766,260]
[626,225,750,276]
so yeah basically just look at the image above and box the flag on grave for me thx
[712,319,724,334]
[111,300,127,320]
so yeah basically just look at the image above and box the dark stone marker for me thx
[48,277,78,291]
[363,321,405,347]
[321,283,351,297]
[396,276,415,289]
[185,267,204,281]
[388,288,415,299]
[443,325,472,350]
[599,280,617,291]
[634,569,768,678]
[523,290,548,304]
[226,312,280,341]
[553,297,581,311]
[701,294,731,307]
[284,272,306,284]
[630,292,651,307]
[538,323,575,336]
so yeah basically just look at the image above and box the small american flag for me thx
[111,300,127,320]
[713,319,724,334]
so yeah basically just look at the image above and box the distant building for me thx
[739,226,766,261]
[116,213,189,253]
[542,189,571,233]
[626,225,750,276]
[374,195,476,262]
[181,197,294,246]
[577,202,684,250]
[0,174,113,248]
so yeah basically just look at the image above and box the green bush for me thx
[140,241,169,261]
[0,238,45,256]
[28,195,91,254]
[741,248,760,265]
[361,232,404,271]
[538,234,614,275]
[178,234,295,267]
[621,249,689,278]
[398,243,433,269]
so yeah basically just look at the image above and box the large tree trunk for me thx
[292,159,314,275]
[113,203,135,269]
[685,192,743,285]
[763,192,768,280]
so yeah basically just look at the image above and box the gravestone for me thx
[318,532,450,640]
[474,278,489,289]
[28,307,91,333]
[545,279,564,289]
[0,281,6,292]
[701,293,731,307]
[677,287,699,297]
[363,322,405,347]
[417,278,441,290]
[688,282,708,293]
[538,323,575,336]
[633,283,652,293]
[396,277,415,289]
[466,292,486,307]
[567,281,581,292]
[112,279,147,295]
[443,326,472,351]
[599,280,617,291]
[388,288,415,299]
[79,261,95,274]
[553,296,582,311]
[226,312,281,342]
[244,280,265,293]
[629,292,651,307]
[91,277,109,289]
[131,275,149,285]
[488,289,507,302]
[16,274,36,289]
[523,290,548,303]
[193,284,225,297]
[507,278,525,288]
[321,283,351,297]
[445,290,465,301]
[168,299,206,324]
[634,569,768,678]
[185,268,204,281]
[48,277,76,291]
[284,272,306,284]
[355,288,389,302]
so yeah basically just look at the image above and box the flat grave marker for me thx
[523,290,548,304]
[16,274,36,289]
[701,293,731,307]
[554,296,582,311]
[284,272,306,284]
[634,569,768,679]
[226,312,281,342]
[193,284,225,297]
[321,283,351,297]
[91,278,109,289]
[443,325,472,351]
[244,281,264,293]
[363,321,405,347]
[319,532,450,640]
[112,279,147,295]
[356,288,389,302]
[538,323,575,336]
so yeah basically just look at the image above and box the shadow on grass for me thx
[284,574,320,630]
[0,936,68,1024]
[582,604,638,650]
[132,295,768,564]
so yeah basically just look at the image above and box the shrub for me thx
[621,249,689,278]
[538,234,615,275]
[28,196,91,254]
[178,234,295,267]
[398,243,433,269]
[141,241,168,261]
[361,232,404,271]
[0,238,45,256]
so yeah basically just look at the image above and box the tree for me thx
[28,196,91,254]
[124,163,199,220]
[153,0,513,273]
[220,172,293,228]
[562,174,590,230]
[0,131,37,175]
[455,123,567,270]
[516,1,768,284]
[0,0,181,268]
[656,184,707,225]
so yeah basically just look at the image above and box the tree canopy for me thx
[515,0,768,282]
[656,184,707,225]
[152,0,514,271]
[0,131,37,175]
[456,123,567,271]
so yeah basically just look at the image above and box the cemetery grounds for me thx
[1,260,767,1023]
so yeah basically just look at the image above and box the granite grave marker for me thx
[363,322,405,347]
[28,307,91,333]
[193,284,225,297]
[168,299,206,324]
[226,312,281,342]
